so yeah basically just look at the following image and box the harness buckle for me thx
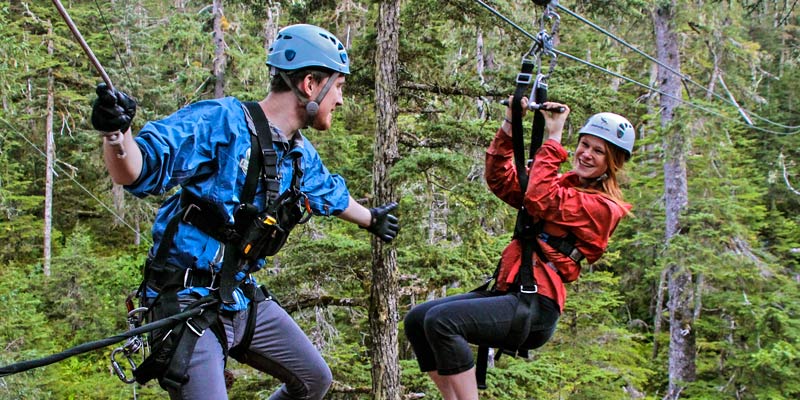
[519,285,538,294]
[568,248,584,263]
[182,203,201,224]
[515,72,533,85]
[206,268,219,290]
[185,317,205,337]
[183,268,193,288]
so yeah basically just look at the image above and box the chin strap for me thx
[278,70,340,128]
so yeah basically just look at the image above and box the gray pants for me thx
[167,299,332,400]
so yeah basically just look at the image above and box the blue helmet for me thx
[266,24,350,74]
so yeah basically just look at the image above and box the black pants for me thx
[404,290,559,375]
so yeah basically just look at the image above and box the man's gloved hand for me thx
[91,83,136,133]
[365,202,400,243]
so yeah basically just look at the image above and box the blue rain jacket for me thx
[125,97,351,310]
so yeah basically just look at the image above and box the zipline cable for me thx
[552,49,763,131]
[92,0,135,91]
[554,3,800,131]
[472,0,799,136]
[0,118,151,245]
[52,0,126,157]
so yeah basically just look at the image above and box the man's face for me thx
[309,74,345,131]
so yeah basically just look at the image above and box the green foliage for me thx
[0,0,798,398]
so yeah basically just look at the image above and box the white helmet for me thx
[578,112,635,159]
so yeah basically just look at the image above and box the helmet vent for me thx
[267,24,350,74]
[617,123,632,138]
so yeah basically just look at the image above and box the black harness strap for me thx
[477,58,539,389]
[228,283,272,361]
[218,101,278,305]
[477,51,560,388]
[153,295,219,390]
[476,70,585,390]
[223,102,288,356]
[134,101,277,387]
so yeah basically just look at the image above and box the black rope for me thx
[0,299,218,377]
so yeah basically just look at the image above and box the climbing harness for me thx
[131,101,309,389]
[474,0,585,390]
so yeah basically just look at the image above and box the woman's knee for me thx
[422,305,456,339]
[404,303,428,337]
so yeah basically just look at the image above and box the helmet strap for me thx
[278,70,340,128]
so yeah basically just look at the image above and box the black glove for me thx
[91,83,136,133]
[364,202,400,243]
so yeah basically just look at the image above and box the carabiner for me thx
[297,192,313,224]
[529,74,550,106]
[111,347,138,384]
[538,2,560,77]
[127,306,148,326]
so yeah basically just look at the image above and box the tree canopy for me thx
[1,0,798,399]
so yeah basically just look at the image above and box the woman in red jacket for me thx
[404,98,635,400]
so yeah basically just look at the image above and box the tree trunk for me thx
[212,0,225,98]
[370,0,401,399]
[43,28,55,277]
[476,27,487,120]
[653,2,695,399]
[263,3,280,55]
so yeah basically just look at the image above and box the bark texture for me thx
[370,1,402,399]
[654,2,696,398]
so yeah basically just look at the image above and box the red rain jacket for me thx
[485,128,631,312]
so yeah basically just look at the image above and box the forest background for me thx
[1,0,798,399]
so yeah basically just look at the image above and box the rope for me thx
[0,299,217,377]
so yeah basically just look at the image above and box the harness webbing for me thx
[217,101,281,305]
[134,101,285,388]
[133,293,220,389]
[476,59,547,390]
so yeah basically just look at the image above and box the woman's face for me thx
[573,135,609,183]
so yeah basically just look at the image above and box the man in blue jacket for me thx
[91,24,399,400]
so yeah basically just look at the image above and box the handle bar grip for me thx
[499,99,565,113]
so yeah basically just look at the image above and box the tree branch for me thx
[400,81,504,98]
[282,295,367,312]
